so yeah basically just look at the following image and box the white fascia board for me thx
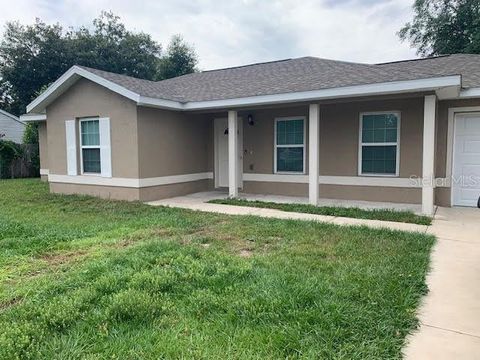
[436,85,461,100]
[137,96,184,110]
[26,66,141,113]
[459,87,480,98]
[20,113,47,122]
[177,75,461,111]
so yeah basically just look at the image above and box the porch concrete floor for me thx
[147,191,427,233]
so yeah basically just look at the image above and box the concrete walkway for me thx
[147,191,428,233]
[404,207,480,359]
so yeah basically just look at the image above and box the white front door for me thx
[452,113,480,207]
[214,118,243,188]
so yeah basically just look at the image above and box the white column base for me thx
[422,185,434,215]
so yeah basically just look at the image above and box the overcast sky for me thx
[0,0,418,70]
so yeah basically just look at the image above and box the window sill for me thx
[358,173,399,178]
[274,172,306,175]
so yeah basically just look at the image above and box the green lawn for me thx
[209,198,432,225]
[0,179,434,359]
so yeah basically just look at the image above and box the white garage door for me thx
[452,113,480,207]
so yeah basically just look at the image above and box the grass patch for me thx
[209,198,432,225]
[0,179,434,359]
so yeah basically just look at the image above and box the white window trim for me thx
[79,117,102,176]
[358,111,401,177]
[274,116,307,174]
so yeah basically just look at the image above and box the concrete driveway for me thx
[404,207,480,359]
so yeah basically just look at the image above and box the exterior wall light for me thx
[247,114,254,126]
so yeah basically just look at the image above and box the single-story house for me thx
[20,54,480,215]
[0,109,25,143]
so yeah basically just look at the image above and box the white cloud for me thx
[0,0,418,70]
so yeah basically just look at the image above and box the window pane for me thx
[293,119,304,144]
[361,145,396,174]
[277,147,303,172]
[385,129,397,142]
[286,132,295,144]
[277,119,303,145]
[276,121,286,145]
[82,148,101,173]
[362,114,398,144]
[373,128,386,142]
[362,116,374,129]
[81,120,100,146]
[286,120,295,134]
[362,129,374,143]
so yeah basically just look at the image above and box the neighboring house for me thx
[0,109,25,143]
[20,54,480,214]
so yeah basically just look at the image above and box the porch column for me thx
[422,95,436,215]
[309,104,320,205]
[228,110,238,198]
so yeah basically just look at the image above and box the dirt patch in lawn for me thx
[41,250,89,266]
[239,249,253,258]
[0,297,23,311]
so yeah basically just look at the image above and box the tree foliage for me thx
[399,0,480,56]
[156,35,198,80]
[23,122,38,145]
[0,12,198,116]
[0,139,22,161]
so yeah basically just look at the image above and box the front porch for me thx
[211,94,437,215]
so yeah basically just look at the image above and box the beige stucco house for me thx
[20,55,480,215]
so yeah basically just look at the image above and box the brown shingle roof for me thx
[376,54,480,88]
[78,54,479,103]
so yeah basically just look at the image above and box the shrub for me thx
[0,140,23,178]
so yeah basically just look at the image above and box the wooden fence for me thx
[0,144,39,179]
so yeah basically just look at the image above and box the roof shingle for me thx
[79,54,480,103]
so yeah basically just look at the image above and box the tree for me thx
[0,12,198,116]
[399,0,480,56]
[0,20,68,116]
[65,12,161,80]
[156,35,198,80]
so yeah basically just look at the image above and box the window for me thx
[275,117,305,173]
[359,112,400,176]
[80,118,101,174]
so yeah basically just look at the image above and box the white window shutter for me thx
[65,120,77,175]
[99,117,112,178]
